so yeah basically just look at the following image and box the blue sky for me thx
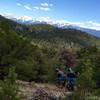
[0,0,100,31]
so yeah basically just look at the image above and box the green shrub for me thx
[0,67,19,100]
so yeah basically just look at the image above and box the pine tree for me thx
[0,67,19,100]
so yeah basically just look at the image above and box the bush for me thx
[0,67,19,100]
[74,59,96,100]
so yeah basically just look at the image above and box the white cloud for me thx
[41,3,49,7]
[24,5,32,10]
[33,6,39,10]
[19,16,32,21]
[86,26,100,30]
[41,3,53,7]
[16,3,32,11]
[33,7,50,11]
[35,17,52,22]
[33,3,52,11]
[52,20,85,27]
[16,2,53,12]
[71,21,100,30]
[86,21,100,27]
[67,21,85,27]
[92,22,100,27]
[40,7,50,11]
[49,19,100,30]
[17,3,22,6]
[1,13,18,19]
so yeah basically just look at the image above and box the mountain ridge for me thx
[0,15,100,49]
[3,14,100,37]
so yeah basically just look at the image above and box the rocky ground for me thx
[16,80,73,100]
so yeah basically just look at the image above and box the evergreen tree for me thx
[0,67,19,100]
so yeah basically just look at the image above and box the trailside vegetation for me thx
[0,15,100,99]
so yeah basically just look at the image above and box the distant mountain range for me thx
[0,14,100,48]
[3,15,100,37]
[18,20,100,38]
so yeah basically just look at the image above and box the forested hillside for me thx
[0,15,100,49]
[0,15,100,99]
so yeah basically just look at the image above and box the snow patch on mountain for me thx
[2,14,100,37]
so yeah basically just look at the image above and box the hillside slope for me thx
[0,15,100,48]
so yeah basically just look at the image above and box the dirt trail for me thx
[17,80,72,100]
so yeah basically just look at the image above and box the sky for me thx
[0,0,100,31]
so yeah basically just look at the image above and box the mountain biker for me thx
[56,68,66,88]
[66,68,76,91]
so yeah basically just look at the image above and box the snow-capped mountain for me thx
[3,14,100,37]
